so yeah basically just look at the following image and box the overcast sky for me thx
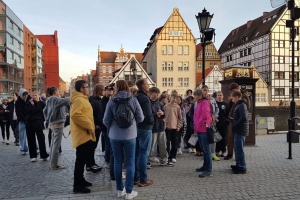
[5,0,286,82]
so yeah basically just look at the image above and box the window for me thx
[178,46,183,55]
[248,62,252,66]
[178,78,183,87]
[290,42,299,51]
[275,40,284,48]
[210,63,213,67]
[214,78,219,85]
[162,62,167,71]
[18,28,21,36]
[18,42,21,50]
[275,88,285,95]
[228,43,233,49]
[289,57,299,66]
[10,51,13,60]
[168,62,173,71]
[169,30,183,37]
[261,94,266,102]
[1,9,5,14]
[162,46,167,55]
[241,36,248,43]
[168,46,173,55]
[109,76,113,82]
[240,51,243,58]
[184,46,189,55]
[290,88,299,97]
[9,36,13,45]
[162,78,167,87]
[290,72,299,82]
[168,78,173,87]
[248,48,252,55]
[102,77,106,84]
[102,66,106,73]
[274,72,285,79]
[274,56,284,63]
[198,62,201,69]
[255,94,260,102]
[205,52,213,56]
[9,21,13,29]
[230,55,232,61]
[184,78,189,87]
[183,62,189,71]
[178,62,183,71]
[108,66,112,73]
[227,56,229,62]
[244,49,247,56]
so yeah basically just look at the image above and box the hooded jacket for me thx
[8,99,17,121]
[0,102,9,121]
[15,88,31,123]
[89,96,104,128]
[103,91,144,140]
[43,96,70,126]
[232,99,249,136]
[25,100,45,122]
[70,91,96,148]
[194,98,211,133]
[150,99,165,133]
[136,91,154,130]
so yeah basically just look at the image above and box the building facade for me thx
[0,1,24,97]
[196,43,221,73]
[142,8,196,96]
[196,66,223,92]
[59,76,66,96]
[95,45,143,86]
[219,4,300,106]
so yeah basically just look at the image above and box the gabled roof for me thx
[196,67,214,84]
[218,5,286,54]
[196,43,203,57]
[59,76,65,83]
[100,52,143,63]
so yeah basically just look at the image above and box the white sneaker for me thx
[177,148,182,155]
[117,187,126,198]
[188,148,193,153]
[171,158,177,163]
[5,139,9,145]
[21,151,26,155]
[148,157,159,163]
[31,158,37,162]
[125,191,138,199]
[192,148,197,153]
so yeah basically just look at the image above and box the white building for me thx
[197,65,223,93]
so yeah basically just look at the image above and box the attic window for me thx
[104,58,111,62]
[228,43,233,49]
[263,19,267,23]
[241,36,248,44]
[272,15,277,19]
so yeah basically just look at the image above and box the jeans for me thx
[10,120,19,141]
[197,132,212,173]
[165,129,177,160]
[111,138,136,193]
[74,141,92,187]
[0,120,10,140]
[26,120,48,159]
[86,129,101,168]
[49,127,63,167]
[134,129,152,183]
[19,121,28,152]
[102,127,111,163]
[234,134,246,170]
[148,132,168,163]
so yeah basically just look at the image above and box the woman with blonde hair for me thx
[25,92,48,162]
[104,80,144,199]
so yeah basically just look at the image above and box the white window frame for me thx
[178,46,183,55]
[102,66,106,73]
[108,66,112,73]
[255,94,260,102]
[162,78,167,87]
[184,78,189,87]
[162,62,167,71]
[109,76,113,82]
[183,62,189,71]
[261,94,266,102]
[184,46,189,55]
[178,62,183,71]
[178,78,183,87]
[198,62,201,69]
[168,45,173,55]
[168,62,173,71]
[162,46,167,55]
[103,76,107,84]
[168,78,173,87]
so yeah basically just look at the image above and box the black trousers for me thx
[184,120,195,148]
[101,130,105,152]
[86,129,101,168]
[166,129,178,160]
[216,124,228,153]
[10,120,19,141]
[0,120,10,140]
[74,140,92,187]
[26,121,48,159]
[176,126,183,148]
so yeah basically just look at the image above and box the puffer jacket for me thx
[194,98,211,133]
[136,91,154,130]
[232,99,249,136]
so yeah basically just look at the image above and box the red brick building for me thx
[36,31,59,91]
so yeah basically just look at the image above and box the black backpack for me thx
[112,97,135,128]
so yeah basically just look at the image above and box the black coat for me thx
[25,100,45,122]
[15,96,31,123]
[89,96,104,128]
[150,99,165,133]
[8,100,17,121]
[0,103,9,121]
[136,91,154,130]
[232,99,249,136]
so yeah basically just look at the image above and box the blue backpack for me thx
[112,97,135,128]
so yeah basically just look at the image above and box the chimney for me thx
[247,20,253,28]
[263,12,269,17]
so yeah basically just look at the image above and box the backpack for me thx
[112,97,135,128]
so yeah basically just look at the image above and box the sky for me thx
[5,0,285,82]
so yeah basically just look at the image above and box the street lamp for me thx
[195,8,215,86]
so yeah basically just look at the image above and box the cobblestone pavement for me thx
[1,128,300,200]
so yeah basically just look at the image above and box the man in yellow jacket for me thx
[70,80,96,194]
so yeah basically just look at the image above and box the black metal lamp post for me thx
[196,8,215,86]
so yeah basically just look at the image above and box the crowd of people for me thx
[0,78,250,200]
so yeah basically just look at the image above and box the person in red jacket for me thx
[193,89,212,178]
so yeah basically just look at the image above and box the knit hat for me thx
[2,96,8,101]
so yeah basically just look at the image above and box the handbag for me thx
[206,123,215,144]
[188,134,198,146]
[211,122,222,143]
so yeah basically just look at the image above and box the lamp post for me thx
[196,8,215,86]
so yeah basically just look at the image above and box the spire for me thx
[120,44,125,56]
[98,45,101,62]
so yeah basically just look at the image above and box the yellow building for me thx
[59,76,67,96]
[142,8,196,96]
[196,43,221,73]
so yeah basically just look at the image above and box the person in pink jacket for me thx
[193,89,212,178]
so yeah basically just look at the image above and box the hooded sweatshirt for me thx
[70,91,96,148]
[164,102,182,130]
[15,88,30,122]
[43,96,70,126]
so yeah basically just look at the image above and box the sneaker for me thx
[117,187,126,198]
[31,158,37,162]
[51,165,65,170]
[92,164,103,170]
[138,180,153,187]
[233,168,247,174]
[36,149,40,155]
[192,148,197,153]
[5,140,9,145]
[21,151,26,155]
[196,151,201,156]
[171,158,177,163]
[212,155,220,161]
[167,161,174,167]
[104,162,110,169]
[149,157,160,163]
[86,167,101,173]
[199,172,213,178]
[195,167,206,172]
[231,165,237,170]
[188,148,193,153]
[83,180,92,187]
[224,155,233,160]
[147,163,151,169]
[177,148,182,155]
[73,186,91,194]
[41,157,49,161]
[125,191,138,199]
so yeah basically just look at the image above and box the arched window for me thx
[109,76,113,82]
[103,76,106,84]
[102,66,106,73]
[108,66,112,73]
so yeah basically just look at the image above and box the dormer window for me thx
[241,36,248,44]
[228,43,233,49]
